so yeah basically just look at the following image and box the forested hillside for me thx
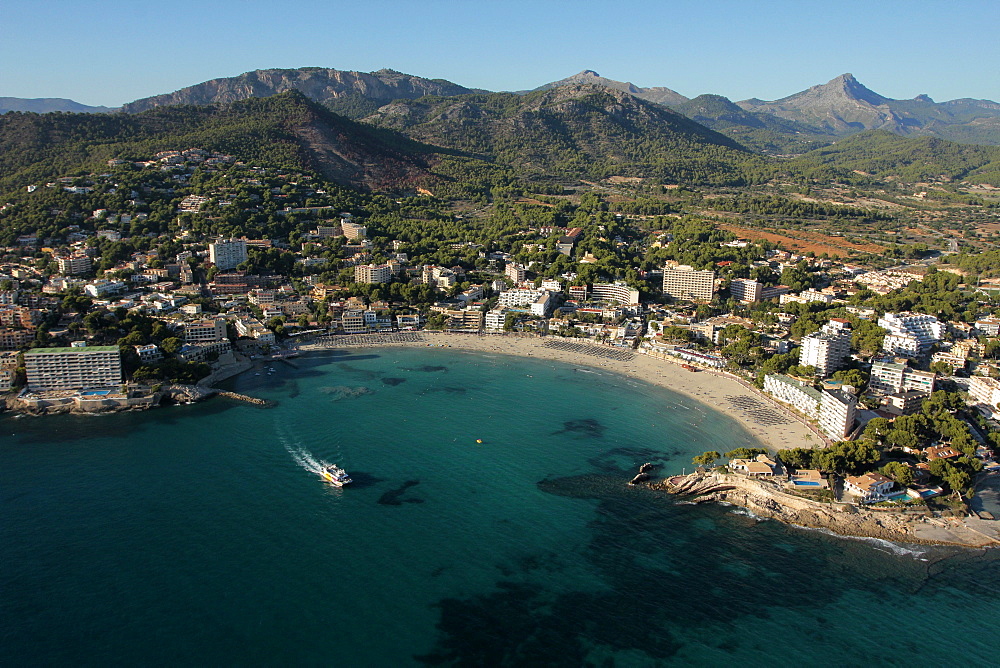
[0,92,447,192]
[365,85,765,185]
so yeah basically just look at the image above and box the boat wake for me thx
[285,444,334,478]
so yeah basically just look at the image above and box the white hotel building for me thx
[662,265,715,301]
[877,312,945,357]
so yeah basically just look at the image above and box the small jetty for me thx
[214,390,274,407]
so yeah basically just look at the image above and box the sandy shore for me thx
[298,332,826,452]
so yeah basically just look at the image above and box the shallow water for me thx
[1,348,997,665]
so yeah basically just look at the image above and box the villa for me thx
[844,473,895,503]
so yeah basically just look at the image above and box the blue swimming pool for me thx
[792,480,821,486]
[80,390,111,396]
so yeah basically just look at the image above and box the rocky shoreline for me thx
[651,471,1000,549]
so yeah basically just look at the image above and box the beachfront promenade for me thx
[293,331,824,451]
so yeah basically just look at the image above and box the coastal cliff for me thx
[654,472,1000,549]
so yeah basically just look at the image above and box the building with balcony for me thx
[662,265,715,301]
[24,345,122,392]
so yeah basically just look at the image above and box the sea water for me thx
[2,347,998,665]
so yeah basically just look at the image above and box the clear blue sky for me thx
[2,0,998,107]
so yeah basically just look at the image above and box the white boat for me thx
[321,466,352,487]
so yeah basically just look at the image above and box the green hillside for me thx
[0,92,451,193]
[366,85,765,185]
[788,131,1000,185]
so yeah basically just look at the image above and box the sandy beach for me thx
[297,332,827,452]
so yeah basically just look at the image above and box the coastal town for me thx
[1,147,999,541]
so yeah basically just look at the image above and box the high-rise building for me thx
[819,389,857,440]
[209,238,248,271]
[662,265,715,301]
[798,319,852,377]
[24,346,122,391]
[729,278,761,303]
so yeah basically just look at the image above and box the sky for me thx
[2,0,998,107]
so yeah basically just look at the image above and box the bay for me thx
[1,347,998,666]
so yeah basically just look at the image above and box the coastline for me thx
[297,332,824,452]
[658,471,1000,549]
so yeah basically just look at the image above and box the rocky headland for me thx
[654,471,1000,549]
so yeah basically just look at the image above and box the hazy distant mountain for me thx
[0,97,113,114]
[121,67,484,118]
[738,74,1000,144]
[531,70,689,106]
[670,94,838,154]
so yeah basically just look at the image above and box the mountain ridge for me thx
[529,70,689,106]
[120,67,484,116]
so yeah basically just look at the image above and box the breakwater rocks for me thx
[651,472,1000,549]
[213,390,274,407]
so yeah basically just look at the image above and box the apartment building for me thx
[878,312,945,356]
[969,375,1000,409]
[485,309,508,331]
[209,238,248,271]
[798,319,852,377]
[354,263,393,284]
[56,254,92,276]
[819,389,857,440]
[184,319,228,343]
[505,263,526,284]
[729,278,761,303]
[763,374,821,419]
[662,265,715,301]
[24,345,122,392]
[0,328,33,350]
[869,361,936,395]
[497,288,548,309]
[341,221,367,240]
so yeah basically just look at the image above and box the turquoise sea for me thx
[2,347,999,666]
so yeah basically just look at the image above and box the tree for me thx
[692,450,721,467]
[160,337,183,355]
[725,447,768,460]
[879,461,914,487]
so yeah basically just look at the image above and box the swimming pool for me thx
[792,480,821,486]
[80,390,111,396]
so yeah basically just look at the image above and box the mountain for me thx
[739,74,1000,144]
[0,97,113,114]
[670,94,838,154]
[0,92,457,192]
[120,67,483,118]
[531,70,689,106]
[365,84,759,184]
